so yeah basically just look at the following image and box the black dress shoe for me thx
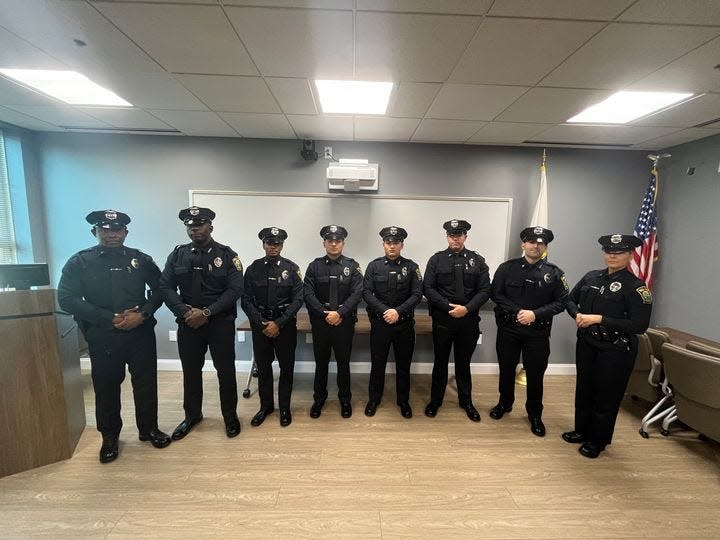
[99,436,119,464]
[579,442,605,459]
[399,402,413,419]
[280,409,292,427]
[562,431,585,444]
[309,401,324,418]
[172,415,203,440]
[529,416,546,437]
[139,429,172,448]
[225,415,241,438]
[461,403,481,422]
[489,403,512,420]
[424,402,440,417]
[341,401,352,418]
[250,409,273,427]
[364,401,378,417]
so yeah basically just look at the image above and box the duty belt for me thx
[497,311,550,329]
[258,303,290,319]
[581,324,630,344]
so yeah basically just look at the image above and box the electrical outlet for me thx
[324,146,332,159]
[169,330,177,342]
[237,331,246,343]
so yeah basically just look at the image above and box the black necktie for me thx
[191,248,203,307]
[329,265,339,311]
[388,268,398,306]
[109,261,124,314]
[454,255,464,302]
[267,263,278,308]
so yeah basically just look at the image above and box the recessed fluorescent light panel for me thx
[567,91,693,124]
[0,69,132,106]
[315,80,393,114]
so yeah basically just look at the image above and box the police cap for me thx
[320,224,348,240]
[258,226,288,244]
[598,234,642,253]
[179,206,215,226]
[86,209,130,230]
[379,226,407,242]
[443,219,471,236]
[520,226,554,244]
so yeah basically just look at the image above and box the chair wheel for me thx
[242,389,251,399]
[660,428,670,437]
[639,429,649,439]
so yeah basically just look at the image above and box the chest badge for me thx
[402,266,408,277]
[281,269,289,281]
[609,281,622,292]
[343,266,350,277]
[543,273,551,283]
[214,257,223,268]
[130,258,139,269]
[469,258,475,267]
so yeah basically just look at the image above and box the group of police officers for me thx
[57,206,652,464]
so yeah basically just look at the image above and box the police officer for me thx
[563,234,652,458]
[490,226,569,436]
[58,210,170,463]
[424,219,491,422]
[159,206,244,440]
[363,226,423,419]
[241,227,303,428]
[304,225,363,419]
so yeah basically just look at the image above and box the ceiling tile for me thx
[148,110,239,137]
[76,108,173,130]
[411,119,485,142]
[175,75,280,113]
[5,105,112,129]
[386,82,441,118]
[91,0,218,3]
[0,0,161,74]
[426,84,528,121]
[634,127,720,149]
[618,0,720,26]
[529,124,677,145]
[496,87,613,123]
[467,122,554,144]
[0,27,67,70]
[286,115,354,140]
[450,18,603,85]
[357,0,492,15]
[226,7,353,78]
[89,73,208,111]
[95,3,257,75]
[488,0,634,19]
[224,0,353,7]
[0,77,64,107]
[540,23,720,90]
[266,78,317,115]
[219,112,296,138]
[628,36,720,94]
[355,12,480,82]
[353,117,420,141]
[631,93,720,128]
[0,106,62,131]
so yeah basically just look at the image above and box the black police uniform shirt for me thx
[160,240,244,320]
[424,248,491,316]
[58,245,162,333]
[363,255,423,320]
[303,254,363,320]
[491,257,569,327]
[241,256,303,330]
[566,268,652,337]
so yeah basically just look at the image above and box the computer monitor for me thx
[0,263,50,290]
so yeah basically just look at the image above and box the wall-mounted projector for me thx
[327,159,379,192]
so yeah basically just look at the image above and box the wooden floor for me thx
[1,371,719,539]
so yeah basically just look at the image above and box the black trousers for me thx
[574,334,637,446]
[311,316,355,403]
[430,312,481,406]
[368,318,415,404]
[251,320,297,411]
[87,323,158,437]
[177,315,238,421]
[495,325,550,417]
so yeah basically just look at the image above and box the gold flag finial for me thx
[542,148,547,166]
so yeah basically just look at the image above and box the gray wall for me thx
[32,133,652,363]
[651,133,720,341]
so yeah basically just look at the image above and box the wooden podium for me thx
[0,289,86,478]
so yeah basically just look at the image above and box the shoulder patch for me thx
[415,267,423,281]
[232,256,243,272]
[636,285,652,304]
[561,274,569,292]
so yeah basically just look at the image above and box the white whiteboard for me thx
[190,191,512,275]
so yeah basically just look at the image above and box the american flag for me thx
[629,168,659,289]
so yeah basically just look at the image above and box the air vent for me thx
[59,126,181,134]
[523,140,633,148]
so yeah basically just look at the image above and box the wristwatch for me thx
[202,308,212,317]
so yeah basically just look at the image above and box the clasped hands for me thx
[112,306,144,331]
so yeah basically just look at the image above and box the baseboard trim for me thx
[80,358,576,375]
